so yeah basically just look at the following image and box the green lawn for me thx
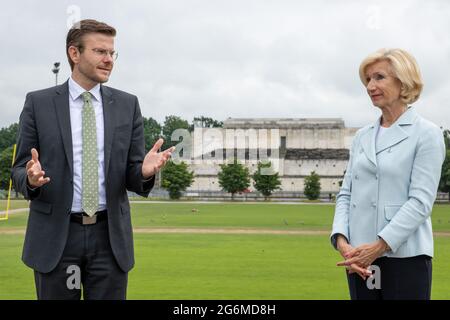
[0,202,449,299]
[2,201,449,231]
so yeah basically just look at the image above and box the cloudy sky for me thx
[1,0,449,130]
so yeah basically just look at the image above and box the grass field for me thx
[1,201,449,299]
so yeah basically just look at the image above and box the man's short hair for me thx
[66,19,116,71]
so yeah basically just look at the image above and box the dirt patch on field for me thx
[0,228,329,236]
[133,228,330,235]
[0,229,26,235]
[0,208,29,215]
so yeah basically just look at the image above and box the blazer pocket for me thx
[384,205,402,221]
[30,200,52,215]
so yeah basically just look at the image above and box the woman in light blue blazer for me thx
[331,48,446,300]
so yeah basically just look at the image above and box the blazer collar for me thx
[370,106,417,128]
[53,81,73,177]
[360,106,417,167]
[376,107,417,154]
[54,80,69,96]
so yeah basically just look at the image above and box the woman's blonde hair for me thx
[359,48,423,104]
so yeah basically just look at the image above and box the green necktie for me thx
[81,92,99,217]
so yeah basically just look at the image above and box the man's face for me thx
[72,33,115,84]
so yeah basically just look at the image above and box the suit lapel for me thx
[101,85,116,177]
[375,125,409,154]
[375,107,416,155]
[360,122,378,167]
[54,81,74,177]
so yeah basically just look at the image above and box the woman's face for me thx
[365,60,403,110]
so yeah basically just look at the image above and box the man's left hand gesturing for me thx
[142,138,175,179]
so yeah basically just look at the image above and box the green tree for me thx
[0,123,18,151]
[162,115,190,150]
[440,150,450,201]
[190,116,223,130]
[143,117,162,152]
[304,171,321,200]
[444,129,450,149]
[161,161,194,200]
[439,129,450,201]
[218,160,250,199]
[252,161,281,200]
[0,146,14,191]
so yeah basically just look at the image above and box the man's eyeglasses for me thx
[77,46,118,61]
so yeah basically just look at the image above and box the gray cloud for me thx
[1,0,449,130]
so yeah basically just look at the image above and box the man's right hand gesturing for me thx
[26,148,50,188]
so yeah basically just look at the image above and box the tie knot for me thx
[82,92,92,104]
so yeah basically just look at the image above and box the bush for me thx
[161,161,194,200]
[304,171,321,200]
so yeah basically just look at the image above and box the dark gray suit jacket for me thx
[11,81,154,273]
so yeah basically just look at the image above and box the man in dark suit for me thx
[11,19,174,300]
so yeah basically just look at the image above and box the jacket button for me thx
[352,203,356,208]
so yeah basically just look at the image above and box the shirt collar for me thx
[68,76,102,103]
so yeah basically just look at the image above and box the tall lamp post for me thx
[52,62,60,85]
